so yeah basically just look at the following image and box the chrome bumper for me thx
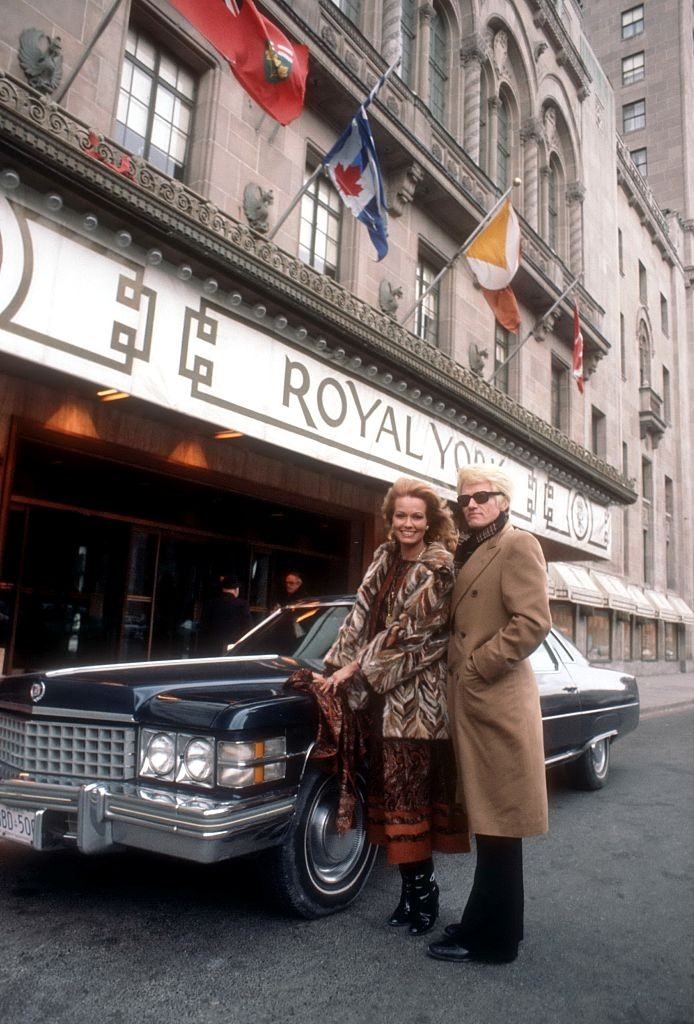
[0,769,296,863]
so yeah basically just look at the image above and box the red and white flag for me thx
[169,0,309,125]
[572,301,585,394]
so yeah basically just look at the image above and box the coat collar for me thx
[451,522,513,617]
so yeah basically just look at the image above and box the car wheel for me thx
[566,737,611,790]
[263,768,377,919]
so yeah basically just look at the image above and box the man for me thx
[198,575,252,655]
[428,466,551,965]
[279,571,307,603]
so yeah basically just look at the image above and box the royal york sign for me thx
[0,191,610,558]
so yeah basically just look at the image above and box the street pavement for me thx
[0,692,692,1024]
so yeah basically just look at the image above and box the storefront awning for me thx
[624,584,659,618]
[643,589,681,622]
[668,596,694,624]
[549,563,607,607]
[592,571,637,612]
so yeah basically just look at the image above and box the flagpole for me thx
[266,55,401,243]
[55,0,125,104]
[487,273,581,385]
[399,178,521,330]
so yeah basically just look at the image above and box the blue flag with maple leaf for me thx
[323,107,388,261]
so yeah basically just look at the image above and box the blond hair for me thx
[382,477,458,552]
[457,466,514,512]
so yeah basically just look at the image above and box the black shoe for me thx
[388,872,414,927]
[444,922,466,939]
[427,934,518,964]
[408,868,439,937]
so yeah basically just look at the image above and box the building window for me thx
[623,99,645,133]
[551,357,570,433]
[638,260,647,305]
[429,9,448,124]
[618,228,624,275]
[496,97,510,190]
[400,0,417,90]
[662,366,671,422]
[665,475,676,589]
[664,622,678,661]
[638,328,650,386]
[620,313,626,380]
[621,5,644,38]
[591,406,607,459]
[330,0,361,23]
[415,257,440,346]
[548,161,559,251]
[638,619,657,660]
[493,324,510,393]
[630,147,647,176]
[660,293,669,335]
[114,27,195,180]
[622,51,645,85]
[586,610,611,662]
[298,166,342,278]
[551,602,575,641]
[642,456,653,501]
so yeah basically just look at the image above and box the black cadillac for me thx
[0,598,639,918]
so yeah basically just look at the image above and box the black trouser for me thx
[458,835,524,957]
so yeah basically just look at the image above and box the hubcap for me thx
[305,778,368,889]
[589,739,608,777]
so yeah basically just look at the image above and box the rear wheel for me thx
[566,737,611,790]
[263,769,377,919]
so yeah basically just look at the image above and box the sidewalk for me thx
[634,671,694,717]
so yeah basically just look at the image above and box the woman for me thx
[318,477,469,936]
[428,466,551,965]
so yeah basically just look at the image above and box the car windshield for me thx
[231,604,350,669]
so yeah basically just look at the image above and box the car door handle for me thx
[562,686,579,693]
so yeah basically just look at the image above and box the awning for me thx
[665,595,694,625]
[644,589,681,622]
[592,571,637,612]
[549,563,607,608]
[624,584,659,618]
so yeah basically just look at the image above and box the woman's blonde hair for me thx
[457,466,514,512]
[382,477,458,552]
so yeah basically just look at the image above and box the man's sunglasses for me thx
[457,490,503,509]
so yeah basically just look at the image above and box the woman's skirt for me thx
[367,719,470,865]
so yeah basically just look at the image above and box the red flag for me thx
[169,0,308,125]
[481,285,521,332]
[572,301,585,394]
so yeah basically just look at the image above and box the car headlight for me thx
[141,731,176,779]
[181,737,215,784]
[217,736,287,789]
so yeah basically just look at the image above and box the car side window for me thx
[530,641,558,674]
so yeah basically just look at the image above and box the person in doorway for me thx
[428,466,551,965]
[317,477,469,937]
[198,575,252,656]
[276,570,308,606]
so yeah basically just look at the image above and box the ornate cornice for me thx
[616,136,679,268]
[528,0,592,97]
[0,73,634,505]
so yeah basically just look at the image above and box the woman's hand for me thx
[312,660,360,693]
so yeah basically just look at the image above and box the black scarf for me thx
[454,510,509,571]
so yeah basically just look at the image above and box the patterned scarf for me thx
[454,510,509,571]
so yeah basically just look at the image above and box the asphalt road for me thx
[1,710,692,1024]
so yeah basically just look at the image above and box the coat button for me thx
[471,589,478,597]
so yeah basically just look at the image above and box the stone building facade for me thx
[0,0,691,675]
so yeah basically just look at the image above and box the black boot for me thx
[408,860,439,937]
[388,864,415,927]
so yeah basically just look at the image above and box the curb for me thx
[640,700,694,719]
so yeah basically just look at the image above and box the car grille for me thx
[0,711,137,780]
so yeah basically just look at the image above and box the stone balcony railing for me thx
[639,385,667,446]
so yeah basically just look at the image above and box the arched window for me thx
[400,0,417,90]
[496,96,510,189]
[638,328,651,386]
[548,161,559,251]
[429,9,448,123]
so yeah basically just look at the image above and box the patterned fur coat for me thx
[324,540,455,740]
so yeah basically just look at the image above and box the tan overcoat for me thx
[447,523,551,838]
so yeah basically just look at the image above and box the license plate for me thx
[0,802,37,847]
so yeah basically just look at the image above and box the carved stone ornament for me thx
[492,30,509,79]
[532,310,559,342]
[566,181,586,205]
[321,24,338,49]
[18,28,63,94]
[520,116,544,144]
[583,350,603,381]
[460,33,487,66]
[388,163,423,217]
[243,182,273,234]
[378,279,403,317]
[469,342,489,375]
[543,107,558,150]
[534,41,548,60]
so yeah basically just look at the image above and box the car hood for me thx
[0,655,315,731]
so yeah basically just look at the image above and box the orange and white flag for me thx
[464,200,521,332]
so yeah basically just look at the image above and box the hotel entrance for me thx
[0,430,361,673]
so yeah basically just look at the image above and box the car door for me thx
[532,635,582,758]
